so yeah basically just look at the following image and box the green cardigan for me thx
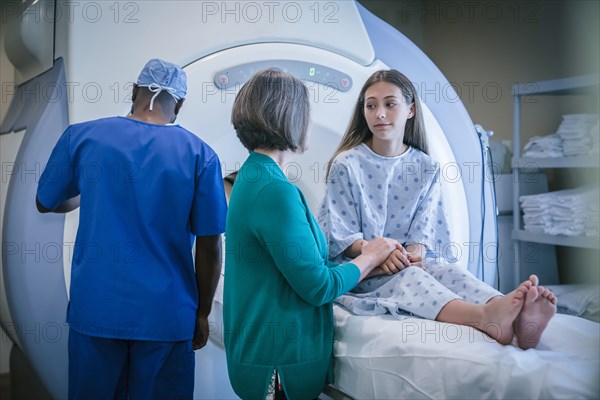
[223,152,360,400]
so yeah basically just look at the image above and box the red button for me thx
[340,78,350,88]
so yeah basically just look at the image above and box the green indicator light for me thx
[309,67,315,77]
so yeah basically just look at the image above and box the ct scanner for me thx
[0,1,497,398]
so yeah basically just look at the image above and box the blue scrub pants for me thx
[68,328,194,400]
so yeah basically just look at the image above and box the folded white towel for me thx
[520,187,599,237]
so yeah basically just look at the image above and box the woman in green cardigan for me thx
[223,69,400,399]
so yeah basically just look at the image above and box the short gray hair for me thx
[231,68,310,152]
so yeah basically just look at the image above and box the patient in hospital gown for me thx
[318,69,557,350]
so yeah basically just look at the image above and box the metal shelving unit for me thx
[512,230,599,249]
[512,74,600,286]
[513,155,599,169]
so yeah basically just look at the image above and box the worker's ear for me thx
[175,98,185,115]
[131,84,139,103]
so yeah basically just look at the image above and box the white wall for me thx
[359,0,599,144]
[359,0,599,285]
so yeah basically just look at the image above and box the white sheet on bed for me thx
[332,305,600,399]
[546,284,600,322]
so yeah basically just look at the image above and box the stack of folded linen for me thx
[522,133,563,158]
[522,114,599,158]
[589,120,599,155]
[558,114,599,156]
[520,187,599,236]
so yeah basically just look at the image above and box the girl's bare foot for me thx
[514,285,557,350]
[481,283,528,345]
[528,274,539,287]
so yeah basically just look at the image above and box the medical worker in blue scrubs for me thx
[36,59,227,399]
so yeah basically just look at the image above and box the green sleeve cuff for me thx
[338,262,361,293]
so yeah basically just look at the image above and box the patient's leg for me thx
[340,266,461,319]
[514,280,557,350]
[424,262,502,304]
[436,281,530,345]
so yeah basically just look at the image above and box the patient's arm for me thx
[365,266,387,278]
[342,239,366,258]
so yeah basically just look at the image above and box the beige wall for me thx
[360,0,599,145]
[360,0,599,285]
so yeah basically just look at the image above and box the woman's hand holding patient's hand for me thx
[353,238,401,281]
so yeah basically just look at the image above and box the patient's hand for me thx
[379,248,411,275]
[407,252,423,267]
[405,243,426,267]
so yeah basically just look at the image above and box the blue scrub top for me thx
[37,116,227,341]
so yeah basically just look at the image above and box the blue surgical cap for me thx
[136,58,187,111]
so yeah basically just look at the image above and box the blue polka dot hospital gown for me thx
[318,144,501,320]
